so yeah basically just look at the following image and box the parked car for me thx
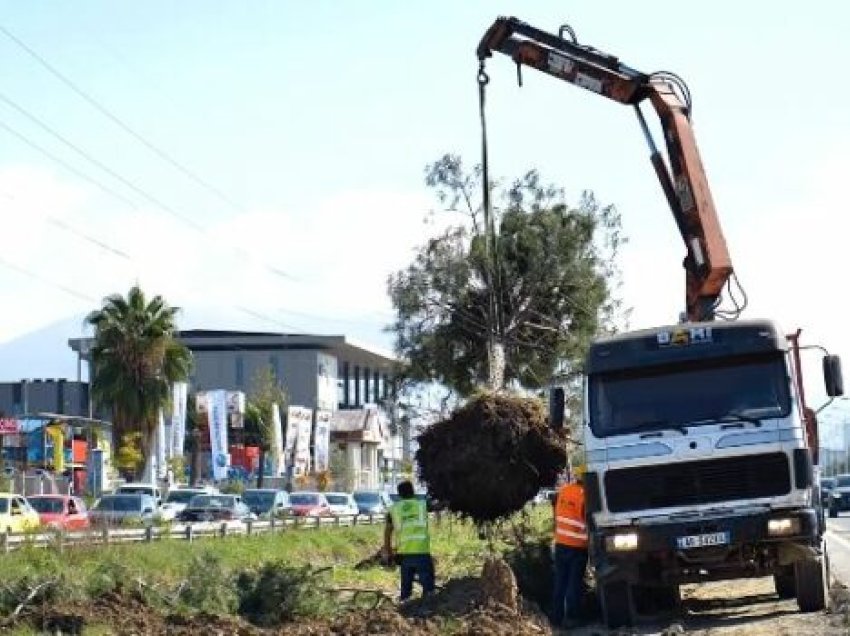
[177,494,253,523]
[829,474,850,517]
[352,490,391,516]
[288,492,332,517]
[115,482,162,507]
[325,492,359,516]
[242,489,291,519]
[0,493,40,533]
[159,486,219,522]
[821,477,836,503]
[89,493,157,527]
[28,495,90,530]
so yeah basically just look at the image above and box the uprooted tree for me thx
[387,154,627,522]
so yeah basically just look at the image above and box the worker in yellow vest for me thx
[551,464,588,627]
[383,480,435,601]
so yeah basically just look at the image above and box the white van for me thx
[115,482,162,507]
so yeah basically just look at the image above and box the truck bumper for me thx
[593,508,819,586]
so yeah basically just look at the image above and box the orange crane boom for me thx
[477,17,734,322]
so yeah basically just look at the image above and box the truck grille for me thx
[604,452,791,513]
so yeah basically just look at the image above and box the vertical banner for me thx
[207,389,230,481]
[270,403,284,477]
[171,382,188,458]
[314,410,331,473]
[286,406,312,476]
[284,405,300,475]
[156,409,167,479]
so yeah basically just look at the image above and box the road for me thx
[827,514,850,584]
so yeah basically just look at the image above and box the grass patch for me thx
[0,506,553,629]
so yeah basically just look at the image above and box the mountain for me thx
[0,306,393,382]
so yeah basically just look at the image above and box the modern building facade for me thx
[68,330,397,414]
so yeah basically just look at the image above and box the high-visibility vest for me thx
[554,482,588,548]
[390,498,431,554]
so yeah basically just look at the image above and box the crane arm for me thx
[477,17,734,322]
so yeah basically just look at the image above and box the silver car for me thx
[89,493,157,527]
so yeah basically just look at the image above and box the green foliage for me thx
[388,154,628,396]
[87,285,192,463]
[179,552,238,615]
[244,367,288,450]
[236,561,334,626]
[219,479,245,495]
[115,432,144,477]
[87,556,133,597]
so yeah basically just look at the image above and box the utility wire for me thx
[0,119,139,210]
[0,255,96,303]
[0,101,297,280]
[0,22,244,214]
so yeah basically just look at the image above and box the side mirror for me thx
[549,387,565,430]
[824,355,844,397]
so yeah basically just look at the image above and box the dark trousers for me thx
[399,553,435,600]
[551,543,588,625]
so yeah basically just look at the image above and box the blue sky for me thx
[0,1,848,409]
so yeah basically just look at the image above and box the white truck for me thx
[582,320,841,627]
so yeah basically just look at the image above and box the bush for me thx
[236,561,333,626]
[179,551,238,615]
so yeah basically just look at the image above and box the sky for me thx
[0,1,848,411]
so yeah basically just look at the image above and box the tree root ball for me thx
[416,393,566,522]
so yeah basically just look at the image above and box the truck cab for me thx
[581,319,842,628]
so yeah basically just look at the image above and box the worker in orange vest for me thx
[551,464,588,628]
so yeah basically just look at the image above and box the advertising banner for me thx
[206,389,230,480]
[0,418,19,435]
[313,410,331,473]
[270,403,284,476]
[287,406,313,476]
[283,405,300,474]
[171,382,188,457]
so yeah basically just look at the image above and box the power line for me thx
[0,22,245,214]
[0,119,139,210]
[0,103,297,281]
[0,255,96,303]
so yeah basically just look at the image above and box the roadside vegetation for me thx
[0,508,554,634]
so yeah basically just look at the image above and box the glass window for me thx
[269,355,280,379]
[373,371,380,403]
[353,366,361,406]
[589,353,791,438]
[235,355,244,387]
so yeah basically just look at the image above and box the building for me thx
[66,330,405,484]
[69,330,397,413]
[0,379,91,418]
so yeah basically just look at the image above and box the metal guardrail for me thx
[0,513,386,553]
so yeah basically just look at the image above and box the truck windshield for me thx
[589,353,791,437]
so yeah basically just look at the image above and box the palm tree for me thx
[87,285,192,482]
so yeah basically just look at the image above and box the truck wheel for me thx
[598,580,633,629]
[829,506,838,518]
[773,566,796,599]
[795,556,828,612]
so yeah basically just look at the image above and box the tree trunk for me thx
[257,447,265,488]
[141,427,157,484]
[487,340,506,391]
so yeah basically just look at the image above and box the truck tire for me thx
[773,566,796,599]
[598,580,633,629]
[829,506,838,518]
[795,556,828,612]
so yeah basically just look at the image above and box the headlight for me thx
[767,517,801,536]
[605,532,639,552]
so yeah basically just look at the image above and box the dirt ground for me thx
[568,576,850,636]
[8,576,848,635]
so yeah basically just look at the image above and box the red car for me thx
[27,495,90,530]
[288,492,332,517]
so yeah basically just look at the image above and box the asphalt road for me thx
[826,514,850,584]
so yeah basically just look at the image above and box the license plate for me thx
[676,531,730,549]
